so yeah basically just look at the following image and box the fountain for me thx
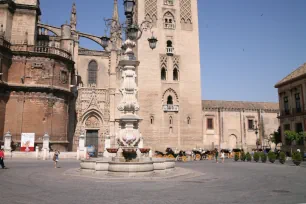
[80,0,175,176]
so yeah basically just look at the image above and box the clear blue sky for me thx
[40,0,306,102]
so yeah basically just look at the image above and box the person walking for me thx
[53,150,60,168]
[0,148,6,169]
[215,148,219,163]
[221,150,225,163]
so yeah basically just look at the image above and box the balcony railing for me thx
[11,45,72,60]
[164,0,174,6]
[163,104,179,112]
[166,47,174,56]
[164,23,175,29]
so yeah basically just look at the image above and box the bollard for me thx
[35,146,39,159]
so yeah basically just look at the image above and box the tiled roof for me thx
[275,63,306,88]
[202,100,279,111]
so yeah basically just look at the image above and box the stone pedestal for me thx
[79,133,86,159]
[4,131,11,152]
[43,133,50,151]
[104,136,111,158]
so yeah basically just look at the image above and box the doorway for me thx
[86,130,99,157]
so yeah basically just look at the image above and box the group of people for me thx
[214,149,226,163]
[0,147,61,169]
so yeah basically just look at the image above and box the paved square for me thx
[0,159,305,204]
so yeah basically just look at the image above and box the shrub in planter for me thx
[292,151,302,166]
[268,151,276,163]
[253,152,260,162]
[240,152,246,161]
[234,153,239,161]
[246,152,252,162]
[261,153,267,163]
[279,151,286,164]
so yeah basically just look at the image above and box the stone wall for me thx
[202,109,279,152]
[3,92,69,150]
[9,55,71,91]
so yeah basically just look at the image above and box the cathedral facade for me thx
[0,0,279,152]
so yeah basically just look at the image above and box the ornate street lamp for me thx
[148,35,158,50]
[123,0,135,15]
[126,24,139,40]
[254,120,260,150]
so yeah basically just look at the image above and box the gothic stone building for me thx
[0,0,279,152]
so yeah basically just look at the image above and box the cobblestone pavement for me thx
[0,159,306,204]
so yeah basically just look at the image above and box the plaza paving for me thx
[0,159,306,204]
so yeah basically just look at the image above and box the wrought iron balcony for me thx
[163,104,179,112]
[164,23,175,29]
[0,36,10,49]
[164,0,174,6]
[166,47,174,56]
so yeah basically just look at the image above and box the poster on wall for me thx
[21,133,35,152]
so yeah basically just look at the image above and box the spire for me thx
[70,2,77,30]
[110,0,121,50]
[112,0,119,21]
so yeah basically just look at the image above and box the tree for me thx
[270,127,282,151]
[284,130,306,154]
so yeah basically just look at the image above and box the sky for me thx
[39,0,306,102]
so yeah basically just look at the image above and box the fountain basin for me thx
[106,148,119,153]
[80,159,96,170]
[95,161,109,171]
[139,148,150,153]
[108,161,154,172]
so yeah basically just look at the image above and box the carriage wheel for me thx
[168,154,175,159]
[157,154,163,158]
[182,156,187,162]
[195,154,201,161]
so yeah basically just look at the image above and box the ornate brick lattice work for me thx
[160,54,168,69]
[173,55,180,69]
[145,0,157,24]
[180,0,192,24]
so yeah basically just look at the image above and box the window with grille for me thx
[295,93,301,113]
[88,60,98,85]
[207,118,213,130]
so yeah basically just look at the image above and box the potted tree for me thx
[240,151,246,162]
[246,152,252,162]
[268,151,276,163]
[234,153,239,161]
[279,151,286,164]
[284,131,306,155]
[292,151,302,166]
[270,127,282,152]
[261,152,267,163]
[253,152,260,162]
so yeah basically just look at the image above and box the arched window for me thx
[169,116,173,125]
[173,68,178,81]
[161,68,166,80]
[150,116,154,125]
[167,95,173,105]
[163,11,175,29]
[167,40,173,48]
[88,60,98,85]
[187,117,191,125]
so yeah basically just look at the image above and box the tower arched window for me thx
[161,68,166,80]
[167,95,173,105]
[173,68,178,81]
[163,11,175,29]
[150,116,154,125]
[167,40,173,48]
[187,117,191,125]
[169,116,173,125]
[88,60,98,85]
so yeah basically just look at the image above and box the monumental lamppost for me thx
[101,0,157,153]
[254,120,261,150]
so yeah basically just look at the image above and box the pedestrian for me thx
[53,149,60,168]
[221,150,225,163]
[0,148,6,169]
[215,148,219,163]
